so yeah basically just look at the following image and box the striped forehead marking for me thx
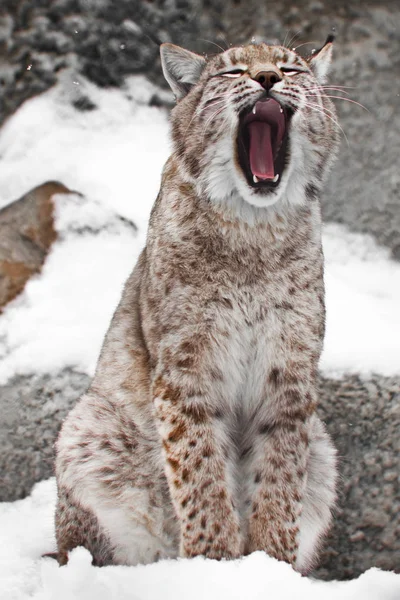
[211,44,304,70]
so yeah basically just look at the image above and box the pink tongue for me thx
[248,121,274,179]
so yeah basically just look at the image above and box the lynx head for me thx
[161,38,340,215]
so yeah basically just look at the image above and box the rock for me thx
[0,370,90,501]
[0,181,72,311]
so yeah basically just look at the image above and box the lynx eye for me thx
[280,67,305,76]
[220,69,247,78]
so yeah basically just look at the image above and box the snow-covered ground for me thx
[1,479,399,600]
[0,72,400,597]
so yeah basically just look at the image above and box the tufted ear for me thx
[160,43,206,101]
[308,35,334,84]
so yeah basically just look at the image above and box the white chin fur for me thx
[239,190,281,209]
[234,173,286,208]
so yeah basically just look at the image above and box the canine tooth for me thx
[279,107,283,113]
[273,174,280,182]
[252,105,257,114]
[253,175,259,183]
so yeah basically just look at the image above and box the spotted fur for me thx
[55,40,339,573]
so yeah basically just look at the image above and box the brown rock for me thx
[0,181,72,311]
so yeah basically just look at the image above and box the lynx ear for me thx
[160,43,206,100]
[308,35,334,83]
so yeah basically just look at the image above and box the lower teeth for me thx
[252,173,280,184]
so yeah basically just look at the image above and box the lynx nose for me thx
[254,70,282,92]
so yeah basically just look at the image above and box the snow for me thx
[0,479,399,600]
[322,224,400,377]
[0,72,170,231]
[0,194,140,380]
[0,73,170,384]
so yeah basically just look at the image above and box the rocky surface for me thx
[316,375,400,580]
[0,181,73,311]
[0,370,89,502]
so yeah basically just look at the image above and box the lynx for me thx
[55,37,339,574]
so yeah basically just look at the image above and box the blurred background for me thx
[0,0,399,581]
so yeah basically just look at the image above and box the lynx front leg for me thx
[246,369,318,567]
[243,278,329,568]
[246,404,311,564]
[153,373,241,560]
[246,402,336,573]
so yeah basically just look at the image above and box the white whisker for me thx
[293,41,319,51]
[282,30,290,48]
[315,95,370,113]
[196,99,227,117]
[302,100,349,147]
[306,88,352,96]
[201,106,228,146]
[286,30,302,50]
[184,95,230,138]
[199,38,226,53]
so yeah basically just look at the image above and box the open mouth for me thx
[237,98,292,190]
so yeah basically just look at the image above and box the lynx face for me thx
[161,40,340,211]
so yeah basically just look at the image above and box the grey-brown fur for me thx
[55,40,340,572]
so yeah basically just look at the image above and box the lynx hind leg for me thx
[295,416,337,574]
[55,487,115,566]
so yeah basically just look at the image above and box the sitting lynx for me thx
[55,37,339,573]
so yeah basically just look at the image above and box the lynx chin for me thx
[55,37,339,573]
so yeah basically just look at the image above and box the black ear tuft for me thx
[307,35,335,83]
[311,34,335,58]
[324,34,335,46]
